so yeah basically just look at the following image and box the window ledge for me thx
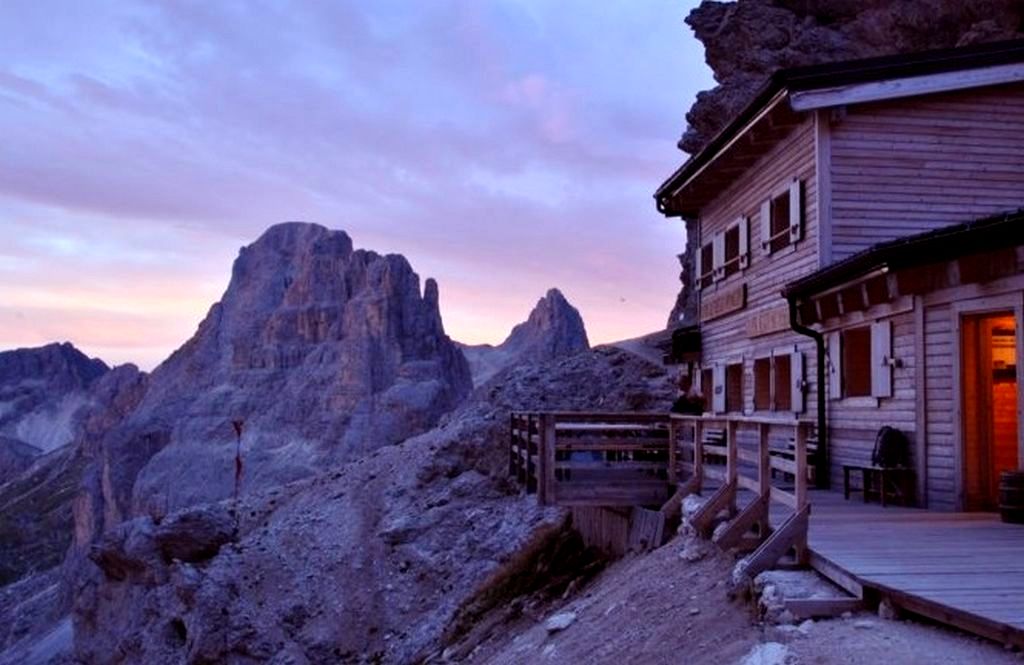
[834,396,879,408]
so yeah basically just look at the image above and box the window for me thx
[769,192,791,253]
[828,322,894,401]
[701,367,713,410]
[754,351,804,413]
[774,354,792,411]
[726,363,744,413]
[723,225,741,279]
[761,180,803,255]
[754,357,772,411]
[699,242,714,289]
[842,327,872,398]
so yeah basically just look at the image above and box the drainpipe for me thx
[786,296,829,489]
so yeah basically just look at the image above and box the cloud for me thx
[0,0,713,368]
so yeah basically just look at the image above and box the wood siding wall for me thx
[829,82,1024,261]
[825,310,918,492]
[924,303,957,510]
[698,117,818,421]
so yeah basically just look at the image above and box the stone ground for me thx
[462,533,1023,665]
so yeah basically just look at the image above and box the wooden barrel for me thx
[999,471,1024,524]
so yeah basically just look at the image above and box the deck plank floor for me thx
[778,490,1024,645]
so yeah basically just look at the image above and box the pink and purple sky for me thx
[0,1,713,370]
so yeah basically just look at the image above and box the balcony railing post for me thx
[667,416,678,485]
[726,419,739,513]
[543,413,557,505]
[759,422,771,499]
[535,414,547,505]
[795,421,808,510]
[693,419,704,491]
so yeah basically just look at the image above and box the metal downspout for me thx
[786,297,829,489]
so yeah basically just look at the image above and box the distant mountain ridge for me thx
[0,342,109,472]
[458,288,590,386]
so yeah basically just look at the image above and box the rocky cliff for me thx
[70,346,674,664]
[0,342,109,464]
[0,343,116,590]
[668,1,1024,325]
[67,223,472,568]
[459,289,590,386]
[680,0,1024,155]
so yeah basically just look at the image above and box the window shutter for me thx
[738,216,750,269]
[712,364,726,414]
[871,320,893,398]
[712,232,725,281]
[693,243,702,291]
[760,199,772,252]
[826,331,842,399]
[788,180,803,244]
[791,350,805,414]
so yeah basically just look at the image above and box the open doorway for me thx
[962,312,1019,511]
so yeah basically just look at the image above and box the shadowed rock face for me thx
[69,222,472,574]
[0,342,109,460]
[679,0,1024,155]
[459,289,590,386]
[70,347,675,664]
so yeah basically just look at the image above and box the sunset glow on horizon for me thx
[0,1,714,370]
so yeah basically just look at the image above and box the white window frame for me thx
[761,179,804,255]
[826,319,894,405]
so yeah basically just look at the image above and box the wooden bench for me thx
[843,465,914,507]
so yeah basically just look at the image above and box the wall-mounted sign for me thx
[746,305,791,337]
[701,283,747,323]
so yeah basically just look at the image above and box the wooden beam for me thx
[688,479,737,538]
[540,414,556,505]
[667,418,679,485]
[736,504,810,585]
[713,493,770,550]
[784,598,863,620]
[661,475,701,523]
[789,62,1024,111]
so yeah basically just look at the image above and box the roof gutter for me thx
[786,294,829,490]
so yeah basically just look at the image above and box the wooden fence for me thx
[669,415,815,571]
[511,411,816,573]
[509,412,673,507]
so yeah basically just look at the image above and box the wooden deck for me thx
[788,490,1024,647]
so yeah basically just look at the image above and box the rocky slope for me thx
[68,346,674,664]
[459,289,590,386]
[0,343,109,468]
[0,363,145,590]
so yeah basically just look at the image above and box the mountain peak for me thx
[503,288,590,356]
[458,288,590,386]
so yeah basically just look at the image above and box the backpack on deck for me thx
[871,426,909,468]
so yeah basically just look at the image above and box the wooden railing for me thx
[670,414,815,569]
[509,412,673,507]
[510,411,817,573]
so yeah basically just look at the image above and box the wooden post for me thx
[758,421,772,539]
[535,414,547,504]
[509,413,515,478]
[795,422,809,511]
[667,417,678,485]
[543,414,557,505]
[726,419,739,513]
[759,422,771,497]
[693,419,704,492]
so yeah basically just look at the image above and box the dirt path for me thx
[465,535,1021,665]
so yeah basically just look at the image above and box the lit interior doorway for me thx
[962,312,1019,511]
